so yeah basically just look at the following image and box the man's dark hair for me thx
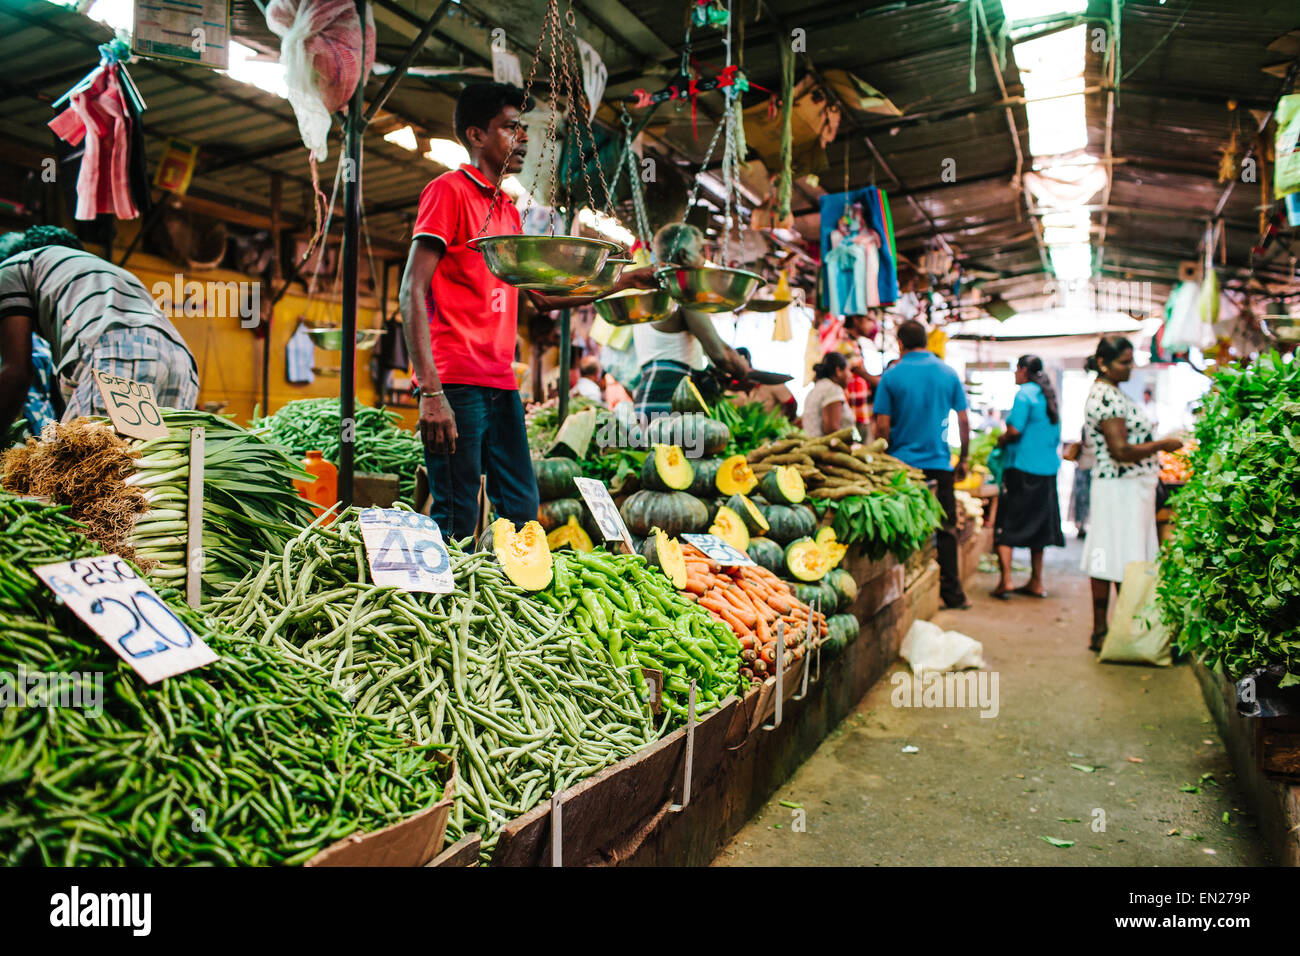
[897,319,927,351]
[12,225,84,255]
[454,82,528,146]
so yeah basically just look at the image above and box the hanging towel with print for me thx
[48,64,139,220]
[286,322,316,384]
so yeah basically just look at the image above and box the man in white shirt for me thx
[573,356,605,405]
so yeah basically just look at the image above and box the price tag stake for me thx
[35,556,217,683]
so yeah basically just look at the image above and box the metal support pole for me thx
[339,1,366,509]
[558,307,571,424]
[364,0,453,124]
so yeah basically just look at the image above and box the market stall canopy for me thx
[0,0,1297,313]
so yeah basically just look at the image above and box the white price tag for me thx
[35,556,217,684]
[681,533,755,567]
[572,477,633,547]
[359,508,454,593]
[92,370,169,440]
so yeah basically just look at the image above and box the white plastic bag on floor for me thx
[900,619,986,675]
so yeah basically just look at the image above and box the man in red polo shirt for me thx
[400,83,652,538]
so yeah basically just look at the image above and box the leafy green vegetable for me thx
[714,398,796,457]
[811,473,946,560]
[1040,836,1074,848]
[1155,352,1300,685]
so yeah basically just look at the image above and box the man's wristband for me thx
[419,390,445,401]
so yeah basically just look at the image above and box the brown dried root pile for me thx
[2,418,154,567]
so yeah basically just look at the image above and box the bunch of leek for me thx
[127,410,313,593]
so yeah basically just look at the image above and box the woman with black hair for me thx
[1079,335,1184,651]
[801,351,852,437]
[992,355,1064,600]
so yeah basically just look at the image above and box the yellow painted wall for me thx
[119,250,419,430]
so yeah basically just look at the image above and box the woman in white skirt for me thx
[1080,336,1184,651]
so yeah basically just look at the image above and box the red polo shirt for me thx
[413,163,522,390]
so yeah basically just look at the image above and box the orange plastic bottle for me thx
[295,450,338,519]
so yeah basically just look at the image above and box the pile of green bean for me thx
[208,513,660,856]
[251,398,423,503]
[127,410,314,594]
[0,493,449,866]
[540,551,747,719]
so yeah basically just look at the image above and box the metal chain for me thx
[477,0,563,237]
[556,0,611,228]
[684,114,727,211]
[721,88,736,267]
[629,146,654,256]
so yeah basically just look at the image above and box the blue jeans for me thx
[425,384,539,542]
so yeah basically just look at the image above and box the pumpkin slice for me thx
[758,465,806,504]
[641,527,688,589]
[485,517,553,590]
[546,515,594,552]
[538,497,583,532]
[641,443,695,491]
[784,536,829,582]
[709,504,751,553]
[688,458,722,497]
[814,527,849,569]
[670,375,711,415]
[716,454,758,495]
[725,493,769,535]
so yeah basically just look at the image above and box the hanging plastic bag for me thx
[1197,268,1220,325]
[1163,280,1211,351]
[1274,93,1300,200]
[1098,562,1172,667]
[267,0,376,161]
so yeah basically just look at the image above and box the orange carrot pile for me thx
[682,546,828,685]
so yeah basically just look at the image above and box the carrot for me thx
[755,612,771,647]
[718,587,758,627]
[682,574,710,595]
[700,595,752,636]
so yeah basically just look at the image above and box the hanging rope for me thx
[969,0,978,93]
[776,38,794,224]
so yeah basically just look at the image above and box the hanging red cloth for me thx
[48,64,139,220]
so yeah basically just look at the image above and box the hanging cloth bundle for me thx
[266,0,376,162]
[266,0,376,271]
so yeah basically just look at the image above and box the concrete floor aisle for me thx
[714,539,1271,866]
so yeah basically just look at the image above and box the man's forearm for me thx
[399,276,441,392]
[0,366,30,437]
[959,419,970,461]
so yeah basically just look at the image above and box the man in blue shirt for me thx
[874,319,971,609]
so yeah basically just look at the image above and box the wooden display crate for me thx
[1255,716,1300,777]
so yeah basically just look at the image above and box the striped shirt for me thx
[0,247,190,376]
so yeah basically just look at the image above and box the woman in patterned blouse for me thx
[1080,336,1184,651]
